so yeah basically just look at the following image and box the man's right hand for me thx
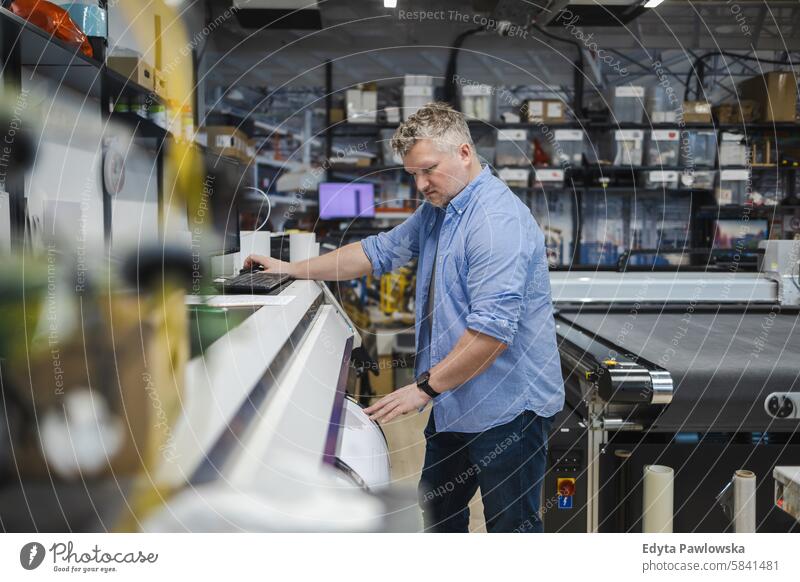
[242,241,372,282]
[243,254,295,277]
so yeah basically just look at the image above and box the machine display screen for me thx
[318,182,376,219]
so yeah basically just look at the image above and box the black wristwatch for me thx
[416,371,439,399]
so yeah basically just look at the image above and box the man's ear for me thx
[459,143,472,163]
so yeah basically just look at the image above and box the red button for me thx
[557,477,576,497]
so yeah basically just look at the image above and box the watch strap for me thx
[416,372,439,399]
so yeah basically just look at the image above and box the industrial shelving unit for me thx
[0,5,173,248]
[323,111,800,267]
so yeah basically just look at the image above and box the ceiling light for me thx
[643,0,666,7]
[384,0,398,8]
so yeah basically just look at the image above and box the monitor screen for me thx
[318,182,375,220]
[713,219,768,250]
[189,153,243,255]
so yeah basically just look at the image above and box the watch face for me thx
[417,371,430,384]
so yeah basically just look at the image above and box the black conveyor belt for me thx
[558,311,800,431]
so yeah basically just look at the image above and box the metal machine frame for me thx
[545,254,800,533]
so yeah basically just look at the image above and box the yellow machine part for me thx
[379,266,414,315]
[3,284,187,531]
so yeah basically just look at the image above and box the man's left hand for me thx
[364,383,431,424]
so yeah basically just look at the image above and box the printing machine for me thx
[0,256,409,532]
[142,279,411,532]
[544,241,800,533]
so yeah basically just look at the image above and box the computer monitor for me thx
[318,182,376,220]
[713,219,768,250]
[189,153,243,255]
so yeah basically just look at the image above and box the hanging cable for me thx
[443,26,486,109]
[685,51,798,100]
[531,24,585,119]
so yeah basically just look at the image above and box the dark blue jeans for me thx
[418,409,551,533]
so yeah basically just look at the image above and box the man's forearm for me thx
[427,329,507,394]
[290,241,373,281]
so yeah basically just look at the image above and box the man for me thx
[244,102,564,533]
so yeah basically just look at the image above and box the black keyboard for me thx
[217,271,292,294]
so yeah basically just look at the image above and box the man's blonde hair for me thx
[391,102,474,158]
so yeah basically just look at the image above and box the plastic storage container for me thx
[612,86,646,123]
[647,85,678,123]
[646,129,681,166]
[613,130,644,166]
[384,106,401,124]
[346,89,377,124]
[580,190,626,265]
[461,84,493,122]
[380,129,402,166]
[498,168,530,188]
[58,1,107,37]
[495,129,530,166]
[403,75,434,120]
[645,170,679,189]
[716,169,751,205]
[680,170,715,190]
[530,191,575,266]
[629,193,691,266]
[719,132,748,167]
[554,129,583,167]
[533,168,565,190]
[682,130,717,168]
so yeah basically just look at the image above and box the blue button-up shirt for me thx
[361,166,564,433]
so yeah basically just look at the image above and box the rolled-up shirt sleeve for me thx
[464,211,533,345]
[360,207,422,277]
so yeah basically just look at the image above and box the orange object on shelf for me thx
[533,138,551,166]
[11,0,94,58]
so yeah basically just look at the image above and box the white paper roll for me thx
[210,251,241,277]
[240,230,271,258]
[733,469,756,533]
[289,232,318,262]
[643,464,674,533]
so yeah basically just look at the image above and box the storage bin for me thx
[495,129,530,166]
[613,130,644,166]
[646,129,680,166]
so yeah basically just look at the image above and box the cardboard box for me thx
[682,101,712,123]
[329,108,345,123]
[524,99,565,123]
[153,69,168,99]
[713,101,760,124]
[245,138,258,161]
[738,72,797,122]
[201,126,251,162]
[108,55,155,91]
